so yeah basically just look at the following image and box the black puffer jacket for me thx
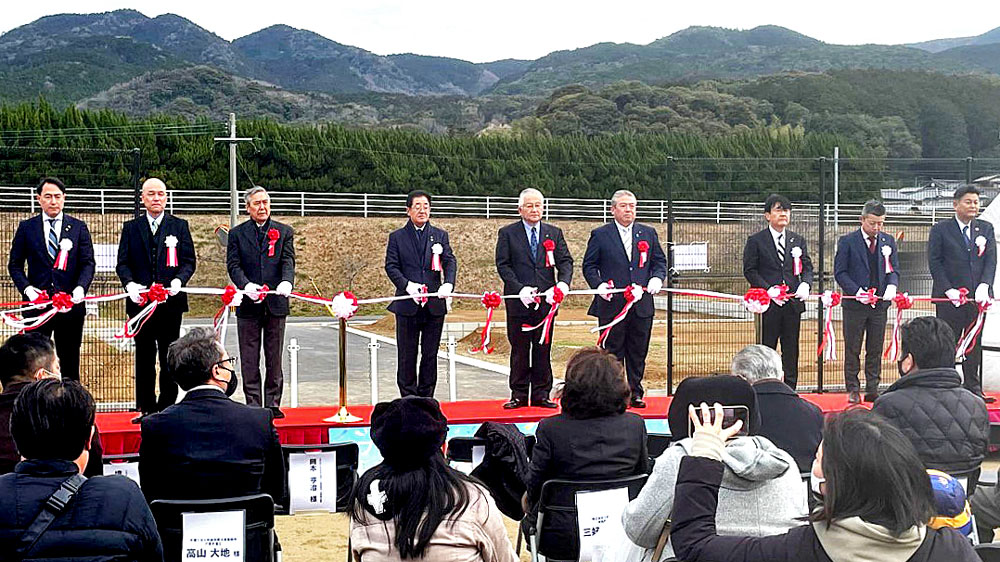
[872,367,988,473]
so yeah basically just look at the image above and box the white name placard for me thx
[181,510,245,561]
[288,451,338,514]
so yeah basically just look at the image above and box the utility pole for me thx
[214,113,253,228]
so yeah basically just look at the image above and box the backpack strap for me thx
[14,473,87,560]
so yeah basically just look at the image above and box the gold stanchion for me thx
[754,314,763,345]
[324,317,362,423]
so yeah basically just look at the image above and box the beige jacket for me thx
[350,482,518,562]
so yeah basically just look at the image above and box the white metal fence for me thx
[0,186,943,225]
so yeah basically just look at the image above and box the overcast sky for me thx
[3,1,999,63]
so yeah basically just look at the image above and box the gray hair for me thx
[244,186,269,206]
[166,327,225,391]
[611,190,637,204]
[861,199,886,217]
[518,188,544,207]
[730,345,783,383]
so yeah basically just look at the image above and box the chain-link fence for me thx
[0,146,141,410]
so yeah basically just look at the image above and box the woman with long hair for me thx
[348,396,517,562]
[669,405,977,562]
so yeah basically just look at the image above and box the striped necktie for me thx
[47,218,59,260]
[776,233,785,263]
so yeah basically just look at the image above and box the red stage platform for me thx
[97,392,1000,455]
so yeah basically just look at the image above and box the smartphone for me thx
[688,404,750,438]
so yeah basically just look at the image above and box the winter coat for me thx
[469,421,531,520]
[670,455,978,562]
[872,367,989,474]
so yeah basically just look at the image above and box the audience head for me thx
[166,327,237,395]
[730,345,783,384]
[561,347,631,419]
[11,379,95,469]
[811,408,935,536]
[0,333,59,389]
[352,396,479,559]
[668,375,760,439]
[898,316,955,374]
[927,469,973,537]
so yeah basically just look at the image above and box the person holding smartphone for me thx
[621,375,807,561]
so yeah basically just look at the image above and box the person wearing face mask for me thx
[0,333,103,476]
[138,327,285,507]
[872,316,988,476]
[669,405,978,562]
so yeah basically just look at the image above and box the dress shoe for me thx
[130,413,150,425]
[532,399,558,409]
[980,393,997,404]
[503,398,526,410]
[847,391,861,405]
[863,392,879,403]
[629,398,647,409]
[269,406,286,419]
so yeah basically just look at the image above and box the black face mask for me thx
[897,355,910,379]
[215,366,239,397]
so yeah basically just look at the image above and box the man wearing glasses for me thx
[138,327,285,505]
[582,190,667,408]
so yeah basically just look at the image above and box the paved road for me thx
[184,317,513,407]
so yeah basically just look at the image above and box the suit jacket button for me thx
[630,267,633,271]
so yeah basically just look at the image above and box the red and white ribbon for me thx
[522,285,564,344]
[881,245,893,274]
[0,292,74,332]
[956,300,991,361]
[543,239,555,268]
[593,284,642,347]
[115,283,169,339]
[883,293,913,361]
[213,285,242,337]
[431,243,443,272]
[818,290,842,361]
[637,241,649,268]
[330,291,359,320]
[742,288,771,314]
[471,291,502,354]
[766,284,790,306]
[790,246,802,276]
[859,287,878,307]
[165,235,179,267]
[54,239,72,271]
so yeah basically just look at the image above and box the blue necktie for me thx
[529,227,538,260]
[963,225,971,244]
[47,219,59,260]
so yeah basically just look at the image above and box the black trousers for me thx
[842,300,888,394]
[31,302,85,381]
[394,309,445,397]
[599,312,653,399]
[937,301,983,394]
[133,306,183,413]
[761,303,802,389]
[237,313,287,407]
[506,311,554,404]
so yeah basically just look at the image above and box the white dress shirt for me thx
[768,226,786,259]
[147,212,163,234]
[617,222,633,260]
[43,212,64,242]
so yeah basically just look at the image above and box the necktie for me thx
[963,225,971,246]
[623,229,632,260]
[530,227,538,259]
[150,219,158,236]
[868,235,876,254]
[47,219,59,260]
[416,227,424,245]
[776,233,785,263]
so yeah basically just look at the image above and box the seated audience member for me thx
[622,375,806,561]
[731,344,823,473]
[523,348,649,555]
[669,406,977,562]
[0,379,162,560]
[138,327,285,505]
[0,333,103,476]
[872,316,988,474]
[927,469,974,540]
[348,396,517,562]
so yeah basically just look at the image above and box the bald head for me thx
[141,178,167,216]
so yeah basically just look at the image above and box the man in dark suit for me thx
[139,327,285,506]
[834,200,900,404]
[117,178,197,419]
[227,186,296,418]
[7,176,95,381]
[496,188,573,409]
[0,333,103,477]
[582,190,667,408]
[384,190,457,398]
[928,185,997,402]
[731,344,823,473]
[742,194,814,389]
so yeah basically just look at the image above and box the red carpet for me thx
[97,392,1000,455]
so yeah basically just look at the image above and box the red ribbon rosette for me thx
[331,291,359,320]
[637,240,649,268]
[267,228,280,257]
[140,283,169,306]
[50,292,75,312]
[742,288,771,314]
[543,239,556,268]
[472,291,503,354]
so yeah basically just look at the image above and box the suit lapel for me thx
[856,231,871,274]
[609,223,631,265]
[138,215,152,255]
[424,224,436,269]
[537,223,550,263]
